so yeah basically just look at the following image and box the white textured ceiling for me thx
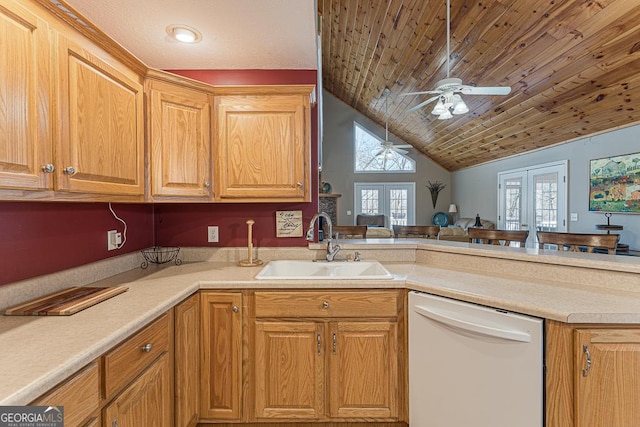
[63,0,318,70]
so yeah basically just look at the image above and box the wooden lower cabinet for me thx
[254,321,325,420]
[546,321,640,427]
[328,321,398,419]
[249,290,403,423]
[31,361,100,427]
[175,293,200,427]
[104,352,172,427]
[200,292,243,421]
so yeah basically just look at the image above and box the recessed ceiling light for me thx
[166,24,202,44]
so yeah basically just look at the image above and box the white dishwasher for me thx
[409,291,543,427]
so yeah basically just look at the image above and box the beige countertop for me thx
[1,241,639,406]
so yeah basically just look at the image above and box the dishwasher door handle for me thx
[413,305,532,343]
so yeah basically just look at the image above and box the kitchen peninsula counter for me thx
[0,240,639,405]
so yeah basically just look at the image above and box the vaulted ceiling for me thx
[319,0,640,171]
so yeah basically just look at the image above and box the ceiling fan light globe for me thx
[438,110,453,120]
[385,149,395,159]
[432,100,447,115]
[452,99,469,115]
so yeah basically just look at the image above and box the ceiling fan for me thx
[376,88,412,158]
[401,0,511,119]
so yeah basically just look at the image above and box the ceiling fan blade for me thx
[374,148,385,157]
[398,90,440,97]
[459,85,512,95]
[393,144,412,149]
[406,95,440,113]
[392,148,409,155]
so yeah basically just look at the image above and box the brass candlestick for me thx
[238,219,263,267]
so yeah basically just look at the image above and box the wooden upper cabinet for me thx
[213,85,314,202]
[54,33,144,196]
[574,328,640,427]
[147,75,212,199]
[0,0,51,191]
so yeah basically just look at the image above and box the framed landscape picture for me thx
[589,152,640,213]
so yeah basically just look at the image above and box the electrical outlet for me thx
[208,226,219,243]
[107,230,119,250]
[571,212,578,222]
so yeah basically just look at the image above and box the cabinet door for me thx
[328,321,398,419]
[200,292,242,420]
[55,33,144,196]
[254,321,325,420]
[175,293,200,427]
[148,79,212,199]
[214,86,312,202]
[575,329,640,427]
[104,353,172,427]
[0,0,51,190]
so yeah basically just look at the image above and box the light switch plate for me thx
[208,226,219,243]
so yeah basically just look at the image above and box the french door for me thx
[498,161,568,248]
[354,183,415,226]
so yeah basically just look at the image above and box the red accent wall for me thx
[0,203,154,286]
[0,69,318,287]
[155,202,315,247]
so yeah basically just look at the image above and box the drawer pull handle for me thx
[232,305,239,313]
[323,301,329,309]
[141,343,153,353]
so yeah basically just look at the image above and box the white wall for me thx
[321,91,451,226]
[452,125,640,250]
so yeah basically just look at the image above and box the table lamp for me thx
[448,204,458,224]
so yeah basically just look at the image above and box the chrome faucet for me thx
[306,212,341,261]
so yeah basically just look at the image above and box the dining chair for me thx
[468,228,529,247]
[393,225,440,239]
[536,231,619,254]
[332,225,368,239]
[356,214,385,227]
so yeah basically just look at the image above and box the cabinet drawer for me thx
[32,362,100,427]
[254,290,400,318]
[104,313,169,398]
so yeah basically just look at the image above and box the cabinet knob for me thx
[141,343,153,353]
[112,420,119,427]
[323,301,329,309]
[63,166,76,175]
[232,305,239,313]
[41,164,55,173]
[297,182,303,188]
[204,182,211,188]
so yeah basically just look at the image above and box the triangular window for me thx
[354,122,415,173]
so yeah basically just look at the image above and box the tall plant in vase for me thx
[427,181,446,209]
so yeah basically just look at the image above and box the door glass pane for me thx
[389,189,408,225]
[360,189,380,214]
[534,172,558,232]
[504,178,523,230]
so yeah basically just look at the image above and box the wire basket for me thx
[141,246,182,269]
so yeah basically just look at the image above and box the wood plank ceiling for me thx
[319,0,640,171]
